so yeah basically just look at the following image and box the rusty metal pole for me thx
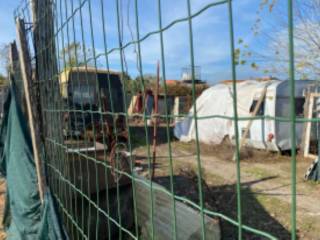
[151,61,160,180]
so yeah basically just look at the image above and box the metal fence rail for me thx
[13,0,298,239]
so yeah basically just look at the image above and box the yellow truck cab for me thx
[59,67,126,143]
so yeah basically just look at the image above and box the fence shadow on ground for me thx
[51,165,290,239]
[154,174,290,240]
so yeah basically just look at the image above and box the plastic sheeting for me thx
[0,86,65,240]
[174,81,270,144]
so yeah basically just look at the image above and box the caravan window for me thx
[276,97,305,117]
[295,97,305,117]
[249,100,265,116]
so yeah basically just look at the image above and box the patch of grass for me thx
[172,159,227,187]
[254,193,320,239]
[201,168,229,186]
[244,167,274,179]
[301,179,320,195]
[256,194,290,221]
[305,180,320,186]
[135,141,320,239]
[173,141,194,152]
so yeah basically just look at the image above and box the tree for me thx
[134,74,157,88]
[133,74,208,96]
[0,74,8,86]
[60,42,96,68]
[240,0,320,79]
[0,44,9,74]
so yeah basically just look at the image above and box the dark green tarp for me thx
[0,86,65,240]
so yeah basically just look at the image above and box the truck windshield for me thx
[72,84,95,106]
[67,71,123,112]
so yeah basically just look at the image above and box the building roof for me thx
[165,79,180,85]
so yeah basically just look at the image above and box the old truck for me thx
[59,67,127,146]
[59,67,133,239]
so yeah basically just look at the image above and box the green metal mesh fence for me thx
[13,0,300,239]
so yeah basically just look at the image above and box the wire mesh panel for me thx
[12,0,301,239]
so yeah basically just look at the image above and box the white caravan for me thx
[174,79,315,152]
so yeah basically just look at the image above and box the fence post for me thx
[151,61,160,180]
[16,18,45,203]
[8,42,19,86]
[31,0,59,141]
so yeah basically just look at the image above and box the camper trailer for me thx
[175,79,316,152]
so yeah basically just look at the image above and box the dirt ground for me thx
[134,139,320,240]
[0,178,5,240]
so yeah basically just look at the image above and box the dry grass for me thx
[134,140,320,239]
[0,178,6,240]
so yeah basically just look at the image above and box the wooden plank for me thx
[16,18,45,203]
[303,95,314,158]
[152,61,160,180]
[233,85,268,161]
[135,177,221,239]
[240,86,268,149]
[306,154,318,159]
[301,93,310,154]
[8,42,20,88]
[310,93,320,98]
[8,42,19,75]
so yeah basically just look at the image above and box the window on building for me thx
[295,97,305,117]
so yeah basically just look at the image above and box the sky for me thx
[0,1,17,45]
[0,0,285,84]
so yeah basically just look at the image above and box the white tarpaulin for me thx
[174,80,270,144]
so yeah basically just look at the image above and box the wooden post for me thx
[8,42,18,72]
[301,92,311,155]
[302,93,320,158]
[233,85,268,161]
[31,0,60,141]
[16,18,44,203]
[151,61,160,180]
[8,42,19,84]
[303,94,313,157]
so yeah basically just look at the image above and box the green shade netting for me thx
[0,85,66,240]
